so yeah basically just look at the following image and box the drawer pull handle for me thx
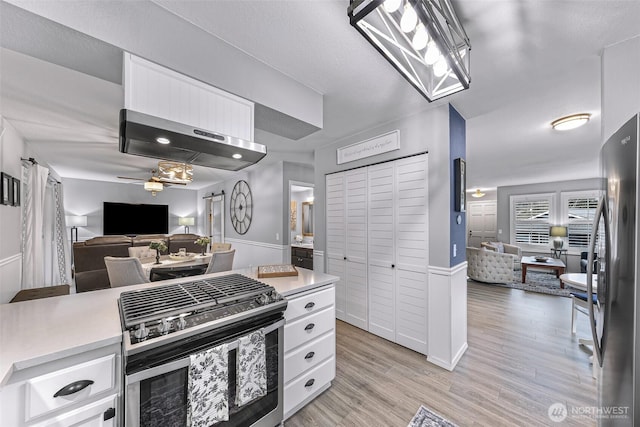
[53,379,94,398]
[298,258,303,262]
[304,323,315,331]
[304,302,315,309]
[305,351,315,360]
[305,379,315,388]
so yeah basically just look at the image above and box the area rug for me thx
[407,405,458,427]
[471,270,572,297]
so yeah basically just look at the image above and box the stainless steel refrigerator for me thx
[587,113,639,426]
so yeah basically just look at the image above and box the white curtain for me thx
[21,164,71,288]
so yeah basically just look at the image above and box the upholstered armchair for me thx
[467,247,515,284]
[481,241,522,271]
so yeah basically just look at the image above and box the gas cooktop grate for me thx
[119,274,273,329]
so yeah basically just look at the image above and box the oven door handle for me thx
[126,318,285,385]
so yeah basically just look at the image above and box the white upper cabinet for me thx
[123,53,254,141]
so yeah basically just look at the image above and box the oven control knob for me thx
[158,318,171,335]
[134,323,149,340]
[255,294,269,305]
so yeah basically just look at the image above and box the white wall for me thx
[62,178,199,240]
[0,118,25,303]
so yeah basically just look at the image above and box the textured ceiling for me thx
[2,0,640,190]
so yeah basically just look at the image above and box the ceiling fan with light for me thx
[117,161,193,196]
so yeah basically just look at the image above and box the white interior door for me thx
[367,162,395,341]
[467,200,497,247]
[394,154,428,354]
[325,173,346,321]
[345,168,368,330]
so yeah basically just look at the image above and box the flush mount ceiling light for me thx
[471,189,485,198]
[551,113,591,131]
[348,0,471,102]
[144,181,163,196]
[158,161,193,183]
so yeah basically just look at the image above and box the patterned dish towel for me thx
[187,343,229,427]
[236,329,267,406]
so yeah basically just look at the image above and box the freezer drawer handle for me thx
[304,323,315,331]
[53,380,94,398]
[304,379,315,388]
[103,408,116,421]
[304,351,315,360]
[304,302,315,309]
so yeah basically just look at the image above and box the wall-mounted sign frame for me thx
[337,130,400,165]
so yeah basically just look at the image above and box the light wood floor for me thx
[285,281,597,427]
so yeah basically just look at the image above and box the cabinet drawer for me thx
[285,286,335,322]
[293,248,312,258]
[285,306,334,352]
[284,357,335,417]
[284,331,335,383]
[26,354,116,421]
[31,394,118,427]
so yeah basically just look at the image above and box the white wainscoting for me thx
[313,250,325,273]
[427,262,468,371]
[225,238,288,269]
[0,253,22,304]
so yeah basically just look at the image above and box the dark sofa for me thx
[73,233,202,292]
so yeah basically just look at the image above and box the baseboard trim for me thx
[427,342,468,371]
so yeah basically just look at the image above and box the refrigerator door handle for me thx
[587,194,608,367]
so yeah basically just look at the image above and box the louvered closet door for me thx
[345,168,368,330]
[325,173,346,321]
[394,154,429,354]
[367,162,395,341]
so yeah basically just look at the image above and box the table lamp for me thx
[179,217,195,234]
[550,226,568,249]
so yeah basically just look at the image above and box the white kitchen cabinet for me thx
[283,285,335,420]
[326,153,429,355]
[0,344,121,427]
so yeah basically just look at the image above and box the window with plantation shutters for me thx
[562,191,600,250]
[510,195,553,246]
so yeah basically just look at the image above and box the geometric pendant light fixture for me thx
[348,0,471,101]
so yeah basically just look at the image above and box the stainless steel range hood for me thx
[119,109,266,171]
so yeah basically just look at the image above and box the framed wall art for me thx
[11,177,20,206]
[1,172,12,206]
[454,158,466,212]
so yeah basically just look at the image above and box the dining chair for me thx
[128,246,157,261]
[210,243,232,253]
[205,249,235,274]
[104,256,150,287]
[570,291,598,378]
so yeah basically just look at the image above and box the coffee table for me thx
[521,256,566,285]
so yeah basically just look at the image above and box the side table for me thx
[550,248,568,265]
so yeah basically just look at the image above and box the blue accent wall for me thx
[449,104,466,267]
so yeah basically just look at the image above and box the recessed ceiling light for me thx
[156,137,171,144]
[232,153,242,159]
[551,113,591,131]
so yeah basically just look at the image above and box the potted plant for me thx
[149,240,167,265]
[194,236,210,256]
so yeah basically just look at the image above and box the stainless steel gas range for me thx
[118,273,288,427]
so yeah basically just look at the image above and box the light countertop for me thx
[0,267,337,385]
[291,243,314,249]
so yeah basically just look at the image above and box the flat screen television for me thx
[103,202,169,235]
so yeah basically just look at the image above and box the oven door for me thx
[124,316,284,427]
